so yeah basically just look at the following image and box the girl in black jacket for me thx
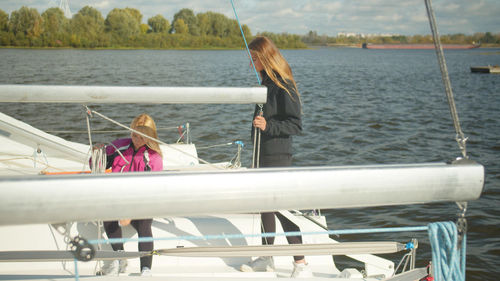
[241,36,311,278]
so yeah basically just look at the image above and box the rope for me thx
[428,222,466,281]
[230,0,261,85]
[46,127,181,134]
[87,225,429,245]
[84,106,93,148]
[90,146,106,174]
[73,258,80,281]
[230,0,264,169]
[424,0,468,159]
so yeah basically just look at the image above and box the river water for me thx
[0,47,499,280]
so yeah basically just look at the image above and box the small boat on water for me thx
[362,43,480,50]
[470,65,500,73]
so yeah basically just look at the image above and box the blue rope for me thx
[428,222,466,281]
[230,0,261,85]
[73,258,80,281]
[88,225,429,245]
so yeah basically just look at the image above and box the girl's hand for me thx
[119,219,131,226]
[253,116,267,131]
[92,143,105,151]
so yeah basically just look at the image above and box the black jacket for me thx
[252,72,302,156]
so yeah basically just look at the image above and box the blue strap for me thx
[230,0,261,85]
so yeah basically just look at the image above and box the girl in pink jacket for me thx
[99,113,163,276]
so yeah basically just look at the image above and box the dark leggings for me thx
[259,154,304,261]
[103,219,153,269]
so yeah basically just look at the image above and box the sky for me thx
[2,0,499,36]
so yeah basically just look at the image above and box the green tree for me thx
[70,6,106,47]
[148,14,170,33]
[9,6,43,46]
[124,8,142,24]
[171,8,199,35]
[197,12,210,36]
[41,7,68,46]
[0,9,8,31]
[241,24,251,38]
[140,23,149,34]
[105,8,141,44]
[174,19,188,34]
[482,32,495,43]
[212,13,229,37]
[0,9,11,45]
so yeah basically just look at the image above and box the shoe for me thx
[240,256,275,272]
[141,267,152,277]
[291,262,313,278]
[96,260,119,275]
[119,259,128,273]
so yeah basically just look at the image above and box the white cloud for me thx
[91,1,111,9]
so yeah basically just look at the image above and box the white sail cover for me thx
[0,112,88,162]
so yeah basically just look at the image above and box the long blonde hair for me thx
[248,36,300,100]
[130,113,162,157]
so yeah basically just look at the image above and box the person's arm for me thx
[105,139,132,170]
[149,152,164,171]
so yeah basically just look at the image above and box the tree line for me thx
[0,6,306,49]
[1,6,497,49]
[302,30,500,47]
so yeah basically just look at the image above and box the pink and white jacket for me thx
[106,138,163,173]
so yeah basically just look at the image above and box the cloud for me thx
[91,1,111,9]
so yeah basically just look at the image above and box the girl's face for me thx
[131,131,147,149]
[250,51,263,72]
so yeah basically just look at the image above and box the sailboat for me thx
[0,0,485,280]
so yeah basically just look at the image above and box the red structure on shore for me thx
[362,43,480,49]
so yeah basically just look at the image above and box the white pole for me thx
[0,162,484,225]
[0,85,267,104]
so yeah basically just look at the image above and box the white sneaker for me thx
[291,262,313,278]
[141,267,152,277]
[240,256,275,272]
[97,260,119,275]
[119,259,128,273]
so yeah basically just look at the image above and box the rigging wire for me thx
[230,0,261,85]
[229,0,264,168]
[425,2,470,280]
[424,0,468,159]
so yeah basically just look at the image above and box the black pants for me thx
[103,219,153,269]
[259,154,304,261]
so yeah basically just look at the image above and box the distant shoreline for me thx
[1,43,499,51]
